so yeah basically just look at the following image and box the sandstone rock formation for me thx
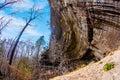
[39,0,120,79]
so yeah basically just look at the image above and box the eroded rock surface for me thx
[51,48,120,80]
[47,0,120,61]
[39,0,120,79]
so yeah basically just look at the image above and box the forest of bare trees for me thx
[0,0,49,79]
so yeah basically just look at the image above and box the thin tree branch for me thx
[0,0,19,10]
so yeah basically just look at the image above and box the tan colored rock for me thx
[47,0,120,62]
[51,49,120,80]
[39,0,120,79]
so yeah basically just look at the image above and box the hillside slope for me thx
[51,48,120,80]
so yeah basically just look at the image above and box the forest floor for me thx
[51,48,120,80]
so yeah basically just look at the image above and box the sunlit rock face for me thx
[39,0,120,77]
[47,0,120,61]
[48,0,88,62]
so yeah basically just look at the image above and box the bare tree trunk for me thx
[9,20,31,65]
[8,6,40,65]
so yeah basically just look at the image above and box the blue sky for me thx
[0,0,51,44]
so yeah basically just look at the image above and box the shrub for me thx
[99,61,103,64]
[17,57,32,80]
[103,62,114,71]
[81,64,86,68]
[0,46,2,52]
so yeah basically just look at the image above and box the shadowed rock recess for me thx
[39,0,120,79]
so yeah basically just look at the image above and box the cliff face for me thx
[39,0,120,79]
[46,0,120,61]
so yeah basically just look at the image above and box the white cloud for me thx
[0,10,41,39]
[12,0,33,11]
[24,27,41,36]
[0,0,4,3]
[0,10,25,32]
[11,0,48,12]
[0,10,25,26]
[11,17,25,26]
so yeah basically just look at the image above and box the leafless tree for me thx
[0,0,21,10]
[9,5,41,65]
[0,17,12,33]
[0,0,21,34]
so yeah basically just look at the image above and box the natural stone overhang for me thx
[38,0,120,79]
[48,0,120,60]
